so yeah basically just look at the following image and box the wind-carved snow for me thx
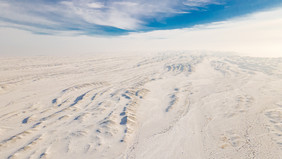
[0,53,282,159]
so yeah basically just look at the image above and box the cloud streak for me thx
[0,0,221,34]
[1,6,282,57]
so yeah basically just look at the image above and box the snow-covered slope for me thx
[0,53,282,159]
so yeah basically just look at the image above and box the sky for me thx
[0,0,282,56]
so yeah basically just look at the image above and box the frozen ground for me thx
[0,53,282,159]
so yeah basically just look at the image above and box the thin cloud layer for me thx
[0,0,281,35]
[0,0,220,34]
[1,7,282,57]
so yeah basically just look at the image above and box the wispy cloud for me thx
[0,0,221,34]
[183,0,221,7]
[2,6,282,57]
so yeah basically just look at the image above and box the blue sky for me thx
[0,0,281,35]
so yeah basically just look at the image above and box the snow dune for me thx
[0,53,282,159]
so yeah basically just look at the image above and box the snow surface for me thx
[0,53,282,159]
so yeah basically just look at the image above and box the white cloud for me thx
[1,6,282,57]
[113,2,139,7]
[0,1,9,8]
[0,0,220,31]
[60,1,143,29]
[87,2,104,9]
[183,0,219,7]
